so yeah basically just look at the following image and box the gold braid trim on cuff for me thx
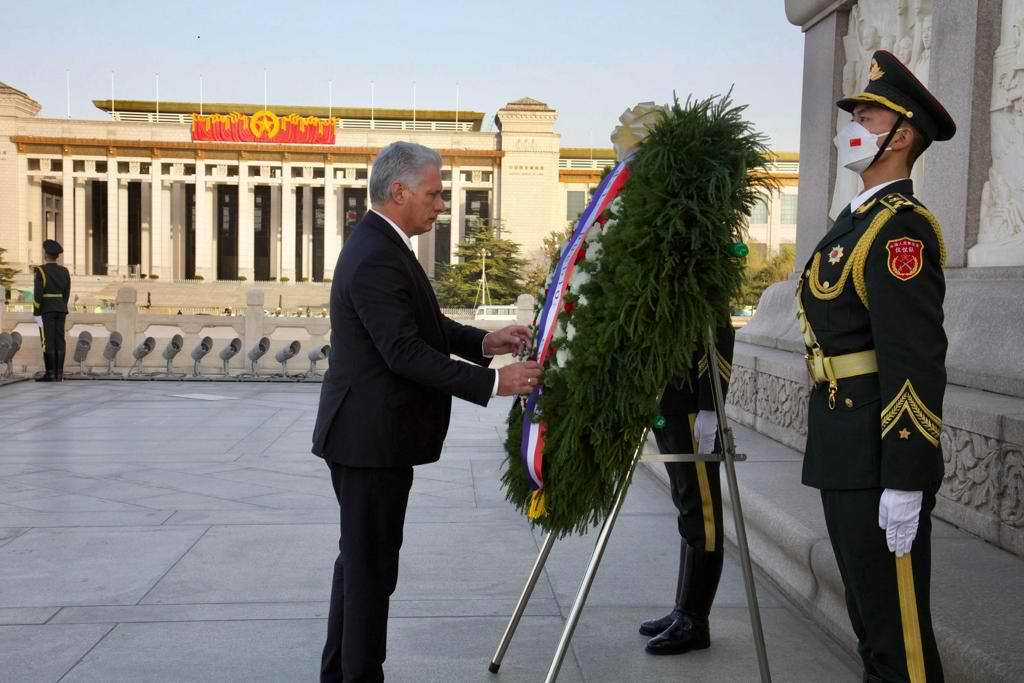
[881,379,942,447]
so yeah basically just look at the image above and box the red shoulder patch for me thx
[886,237,924,281]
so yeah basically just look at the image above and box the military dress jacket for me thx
[659,321,735,419]
[32,262,71,315]
[799,179,946,492]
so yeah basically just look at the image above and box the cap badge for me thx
[868,59,885,82]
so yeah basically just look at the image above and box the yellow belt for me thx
[805,348,878,385]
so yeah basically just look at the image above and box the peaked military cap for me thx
[42,239,63,256]
[837,50,956,145]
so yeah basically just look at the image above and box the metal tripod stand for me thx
[488,324,771,682]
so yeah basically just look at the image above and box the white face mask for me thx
[834,121,891,174]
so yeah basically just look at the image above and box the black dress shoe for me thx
[639,610,678,637]
[34,375,54,382]
[645,613,710,655]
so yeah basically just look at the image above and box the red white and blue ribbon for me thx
[520,159,632,492]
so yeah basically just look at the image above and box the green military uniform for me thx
[33,240,71,381]
[641,320,733,654]
[798,50,955,682]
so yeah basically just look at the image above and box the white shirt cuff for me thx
[491,369,500,397]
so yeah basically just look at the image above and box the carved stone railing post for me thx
[516,293,535,326]
[115,287,137,365]
[245,288,265,366]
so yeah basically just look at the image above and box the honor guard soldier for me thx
[33,239,71,382]
[641,317,734,655]
[798,50,955,682]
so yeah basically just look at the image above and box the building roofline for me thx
[92,99,486,129]
[559,147,616,160]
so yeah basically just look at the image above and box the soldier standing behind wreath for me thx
[798,50,955,682]
[33,239,71,382]
[641,316,734,655]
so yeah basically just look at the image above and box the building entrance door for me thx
[217,185,239,280]
[342,189,366,243]
[127,181,142,274]
[90,181,108,275]
[185,184,196,279]
[313,187,325,282]
[253,186,271,281]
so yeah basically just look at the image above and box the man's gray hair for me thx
[369,142,442,206]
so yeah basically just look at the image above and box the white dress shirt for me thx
[849,178,906,214]
[370,209,500,397]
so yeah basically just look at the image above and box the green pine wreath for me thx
[501,93,774,536]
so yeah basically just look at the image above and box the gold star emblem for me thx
[828,245,845,265]
[868,59,885,81]
[898,428,911,440]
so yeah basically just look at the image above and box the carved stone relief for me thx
[830,0,933,220]
[941,424,1024,529]
[970,0,1024,266]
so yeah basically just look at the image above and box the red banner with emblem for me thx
[191,110,336,144]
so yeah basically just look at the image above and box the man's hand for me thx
[484,325,532,357]
[694,409,718,455]
[33,316,43,328]
[497,361,542,396]
[878,488,923,557]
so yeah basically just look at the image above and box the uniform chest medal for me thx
[886,237,924,281]
[828,245,844,265]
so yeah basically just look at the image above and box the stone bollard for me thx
[245,288,266,369]
[516,293,536,326]
[115,287,138,366]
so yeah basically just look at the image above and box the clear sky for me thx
[3,0,804,151]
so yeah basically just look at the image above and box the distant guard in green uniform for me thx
[33,239,71,382]
[798,50,956,682]
[641,318,734,655]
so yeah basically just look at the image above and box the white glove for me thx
[878,488,923,557]
[694,410,718,456]
[33,316,43,328]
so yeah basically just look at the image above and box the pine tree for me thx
[434,218,528,308]
[0,246,17,301]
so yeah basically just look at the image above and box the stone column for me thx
[244,287,265,366]
[115,286,137,360]
[793,9,848,269]
[302,182,313,280]
[160,181,172,281]
[918,0,999,268]
[117,179,129,275]
[173,183,186,279]
[280,178,296,282]
[14,155,28,270]
[73,179,87,275]
[270,184,281,280]
[194,170,213,280]
[450,164,463,263]
[323,166,340,277]
[149,163,162,279]
[61,153,74,269]
[238,162,255,281]
[106,167,118,276]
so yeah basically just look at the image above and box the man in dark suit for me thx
[312,141,541,682]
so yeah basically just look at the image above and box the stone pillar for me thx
[324,167,340,277]
[238,163,254,281]
[148,164,162,279]
[302,182,313,280]
[61,153,74,270]
[245,287,265,367]
[516,293,535,325]
[117,180,129,275]
[141,180,152,276]
[194,171,213,280]
[281,179,296,282]
[270,184,281,279]
[160,181,172,281]
[793,9,848,268]
[115,286,137,360]
[450,164,463,263]
[73,180,87,275]
[14,155,28,270]
[106,168,118,276]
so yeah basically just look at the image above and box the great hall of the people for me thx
[0,80,798,287]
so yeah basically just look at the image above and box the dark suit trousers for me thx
[321,461,413,683]
[40,312,66,376]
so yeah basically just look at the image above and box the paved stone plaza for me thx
[0,380,857,681]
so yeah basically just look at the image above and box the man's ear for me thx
[389,181,405,205]
[889,127,913,151]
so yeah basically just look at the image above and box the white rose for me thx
[569,269,590,292]
[553,318,566,341]
[556,346,572,368]
[578,294,588,307]
[610,102,670,161]
[566,322,576,342]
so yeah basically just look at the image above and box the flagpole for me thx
[455,82,460,128]
[328,79,333,119]
[199,74,204,116]
[264,69,268,109]
[110,70,115,117]
[65,69,70,119]
[370,80,375,129]
[412,81,417,129]
[155,72,160,123]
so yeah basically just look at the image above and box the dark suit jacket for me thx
[312,210,496,468]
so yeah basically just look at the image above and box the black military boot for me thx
[35,354,54,382]
[639,542,692,637]
[645,546,724,655]
[55,351,65,382]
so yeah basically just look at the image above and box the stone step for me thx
[643,424,1024,681]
